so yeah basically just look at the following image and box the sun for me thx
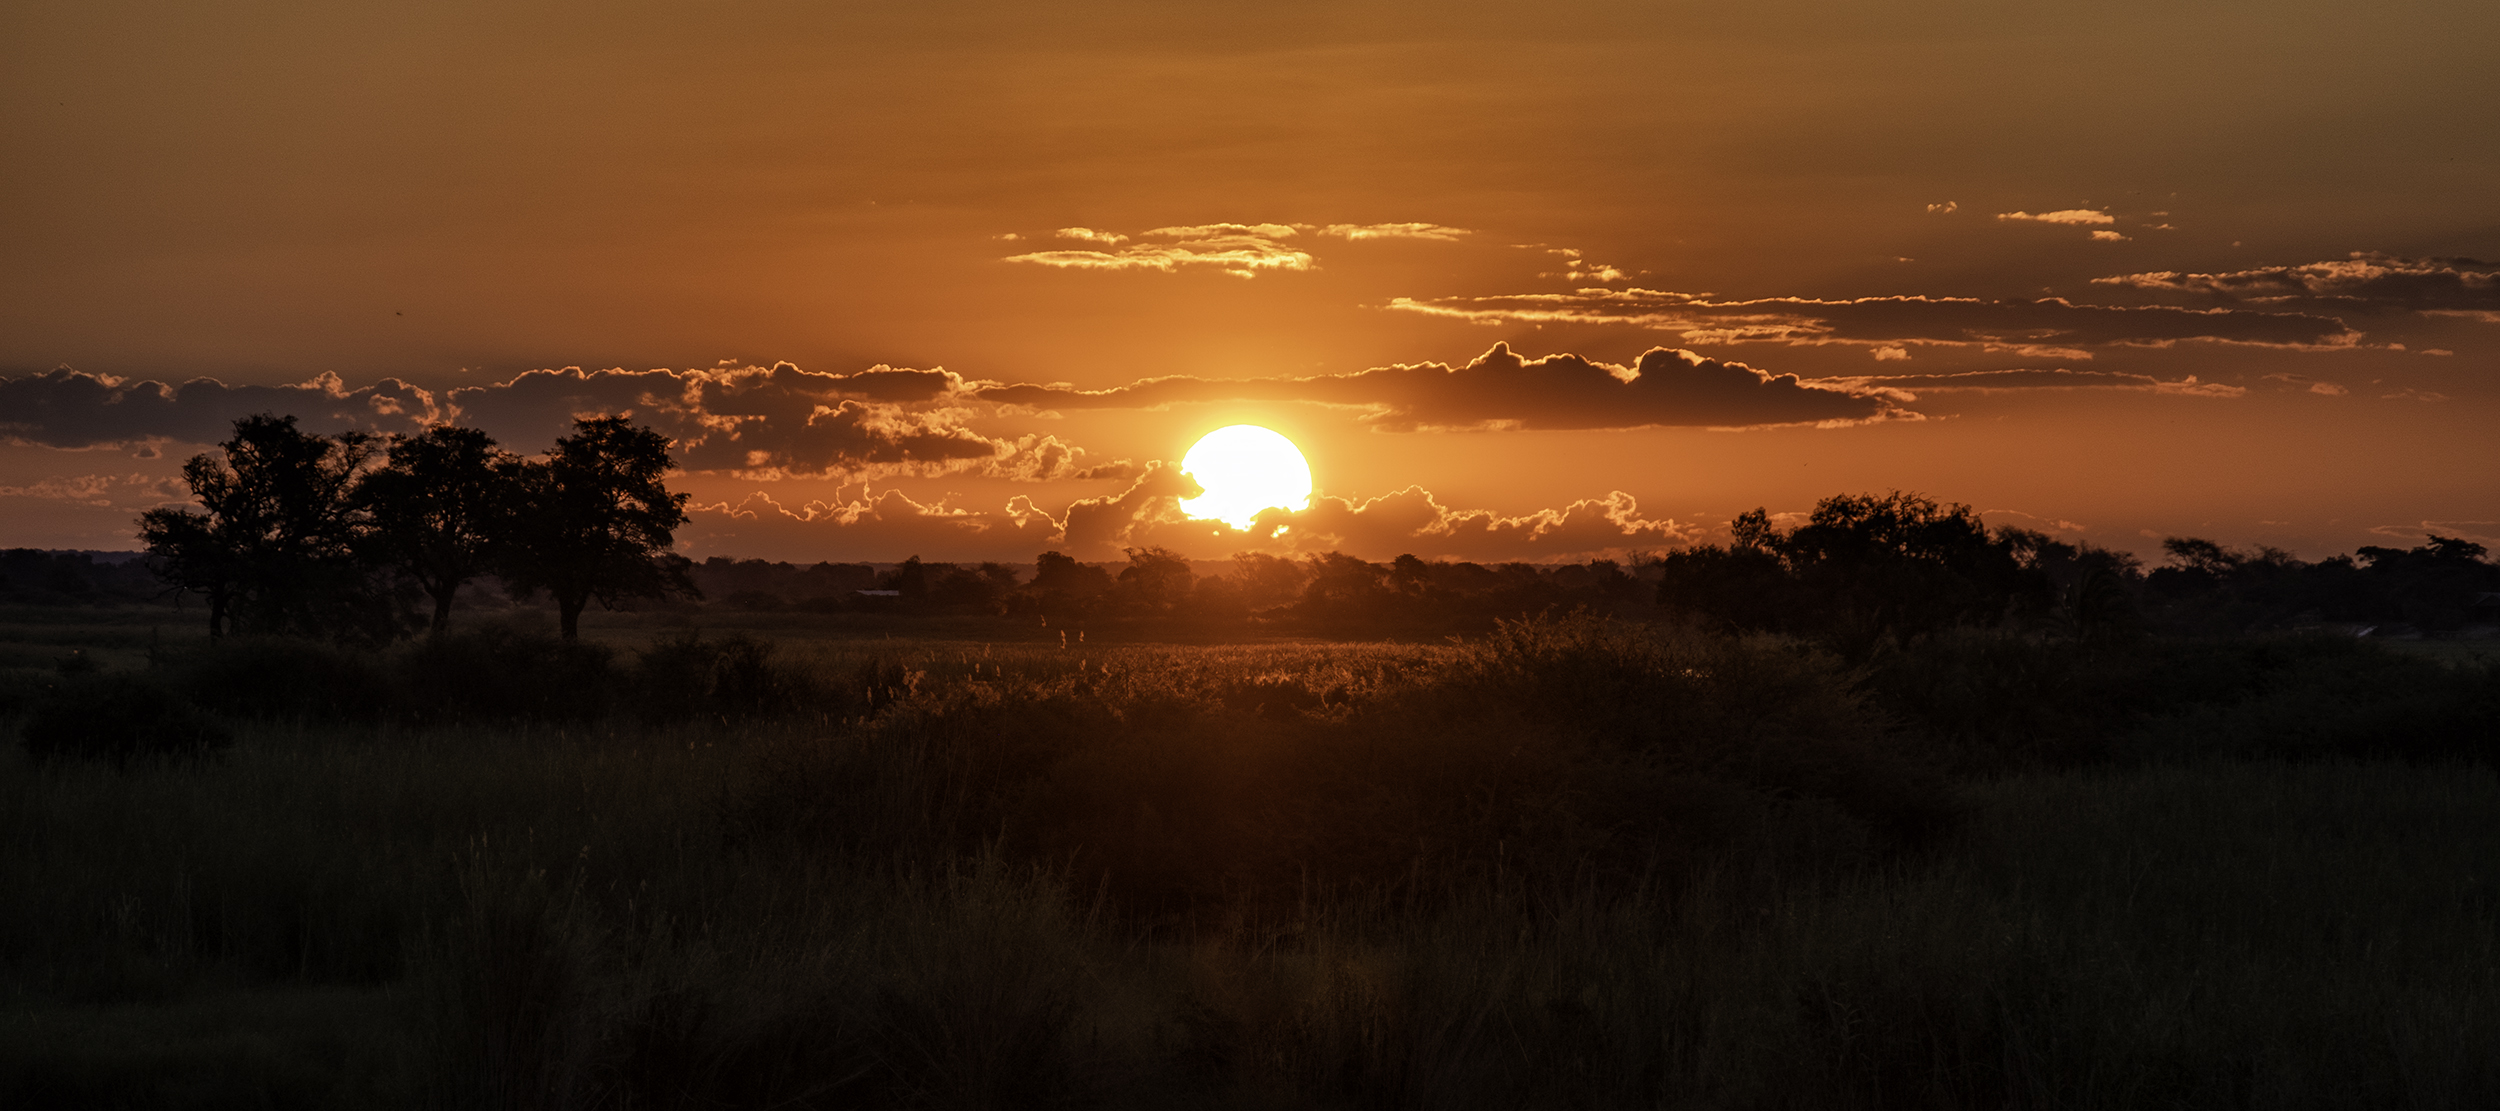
[1178,425,1313,531]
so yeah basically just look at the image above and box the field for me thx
[3,605,2497,1109]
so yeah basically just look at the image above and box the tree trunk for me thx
[430,586,457,635]
[208,589,227,641]
[559,593,587,641]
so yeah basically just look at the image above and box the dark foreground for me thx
[3,610,2496,1109]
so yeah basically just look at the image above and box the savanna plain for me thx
[3,600,2497,1110]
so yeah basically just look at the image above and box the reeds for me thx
[3,616,2497,1106]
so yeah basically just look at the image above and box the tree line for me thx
[121,415,2498,645]
[139,414,693,641]
[1652,491,2500,649]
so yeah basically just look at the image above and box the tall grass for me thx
[3,617,2496,1107]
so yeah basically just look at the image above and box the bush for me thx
[20,673,232,766]
[174,637,394,721]
[1867,632,2500,771]
[633,631,816,721]
[735,614,1956,918]
[397,621,617,722]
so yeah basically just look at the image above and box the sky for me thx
[4,0,2495,565]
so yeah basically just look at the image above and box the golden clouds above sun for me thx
[1177,424,1312,531]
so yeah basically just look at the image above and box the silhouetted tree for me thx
[2350,535,2497,630]
[931,561,1020,612]
[138,413,390,641]
[1229,552,1308,611]
[1997,527,2143,641]
[883,556,935,603]
[1030,551,1113,620]
[1116,546,1194,614]
[497,417,697,641]
[1659,492,2042,648]
[1297,552,1392,623]
[355,425,517,634]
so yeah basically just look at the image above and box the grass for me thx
[2,610,2496,1107]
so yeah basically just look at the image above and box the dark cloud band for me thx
[978,343,1901,430]
[1387,291,2359,356]
[2093,253,2500,315]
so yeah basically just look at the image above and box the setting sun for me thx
[1177,424,1313,531]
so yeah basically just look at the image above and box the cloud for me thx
[909,463,1699,562]
[1539,248,1629,283]
[1005,223,1314,278]
[2090,230,2130,242]
[687,486,1065,563]
[1926,202,1958,214]
[1871,346,1911,361]
[1054,227,1129,245]
[439,362,1026,479]
[1001,220,1469,278]
[2260,373,2349,397]
[977,343,1905,430]
[0,361,1112,483]
[0,472,187,508]
[1386,290,2357,357]
[1812,367,2245,398]
[1314,222,1472,241]
[2093,253,2500,314]
[1997,208,2116,226]
[0,368,442,450]
[1104,478,1698,562]
[1071,459,1146,481]
[682,465,1701,564]
[981,434,1092,482]
[2367,520,2500,546]
[1285,486,1696,562]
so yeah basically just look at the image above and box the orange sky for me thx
[4,1,2495,563]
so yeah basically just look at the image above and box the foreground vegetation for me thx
[4,611,2497,1108]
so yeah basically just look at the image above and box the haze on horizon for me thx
[4,0,2495,565]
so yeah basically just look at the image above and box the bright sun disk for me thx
[1178,425,1312,531]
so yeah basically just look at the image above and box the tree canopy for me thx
[495,417,698,640]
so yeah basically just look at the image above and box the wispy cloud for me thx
[2094,253,2500,314]
[1052,227,1129,245]
[1385,290,2358,358]
[0,369,442,451]
[1000,220,1470,278]
[977,343,1905,431]
[1997,208,2116,226]
[1540,248,1629,283]
[1813,368,2246,398]
[1314,222,1471,241]
[693,462,1699,563]
[0,362,1111,483]
[0,472,188,507]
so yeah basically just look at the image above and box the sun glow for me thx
[1177,424,1313,531]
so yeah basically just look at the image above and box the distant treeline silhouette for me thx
[1655,492,2498,649]
[71,414,2500,644]
[132,413,692,641]
[685,548,1657,631]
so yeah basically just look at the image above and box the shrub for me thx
[739,615,1956,918]
[174,637,394,721]
[633,631,815,720]
[20,673,232,766]
[1867,632,2500,771]
[397,621,617,722]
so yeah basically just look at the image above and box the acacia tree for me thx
[138,413,385,640]
[1116,546,1194,614]
[497,417,697,640]
[355,425,516,634]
